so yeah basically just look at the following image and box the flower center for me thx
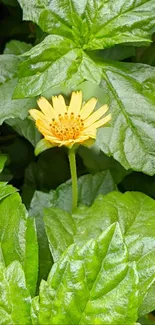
[50,112,84,140]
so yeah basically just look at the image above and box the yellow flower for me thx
[29,91,111,148]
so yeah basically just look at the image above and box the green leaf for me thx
[97,61,155,175]
[0,182,17,201]
[0,261,31,325]
[79,144,130,184]
[29,170,115,279]
[13,35,77,97]
[14,36,102,98]
[35,138,54,155]
[76,192,155,315]
[31,296,40,325]
[44,206,76,261]
[0,244,5,266]
[44,191,155,314]
[0,54,36,125]
[0,191,38,296]
[28,171,115,276]
[53,170,117,213]
[0,78,36,124]
[0,171,12,183]
[6,117,41,146]
[29,191,54,284]
[23,148,70,194]
[24,218,38,296]
[0,155,7,173]
[18,0,155,48]
[4,40,32,55]
[33,223,139,325]
[89,45,135,62]
[77,80,109,103]
[139,283,155,316]
[0,54,19,84]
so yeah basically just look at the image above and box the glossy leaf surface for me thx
[44,191,155,314]
[31,223,139,325]
[0,261,31,324]
[18,0,155,48]
[0,189,38,295]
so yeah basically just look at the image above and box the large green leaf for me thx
[6,117,41,146]
[0,78,36,124]
[30,170,116,212]
[53,170,117,213]
[0,182,17,201]
[23,147,70,196]
[90,45,135,62]
[0,55,19,84]
[18,0,155,48]
[0,261,31,325]
[31,223,139,325]
[78,144,130,184]
[14,36,102,98]
[4,40,32,55]
[0,190,38,296]
[13,34,77,97]
[139,283,155,316]
[29,170,115,279]
[44,191,155,314]
[0,54,36,125]
[97,61,155,175]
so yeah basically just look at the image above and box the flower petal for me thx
[58,136,89,147]
[45,137,76,148]
[36,118,50,129]
[45,136,89,148]
[80,97,97,120]
[45,135,65,144]
[29,109,48,122]
[84,104,109,128]
[81,127,96,138]
[74,136,90,143]
[52,95,67,115]
[36,119,52,137]
[68,91,82,116]
[37,97,56,119]
[91,113,111,129]
[58,140,75,147]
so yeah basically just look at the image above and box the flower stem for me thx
[68,148,78,211]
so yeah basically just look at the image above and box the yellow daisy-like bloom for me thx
[29,91,111,148]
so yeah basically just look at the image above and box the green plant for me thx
[0,0,155,324]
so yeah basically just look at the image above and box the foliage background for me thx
[0,0,155,324]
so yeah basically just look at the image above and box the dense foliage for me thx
[0,0,155,324]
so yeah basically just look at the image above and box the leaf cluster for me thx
[0,0,155,324]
